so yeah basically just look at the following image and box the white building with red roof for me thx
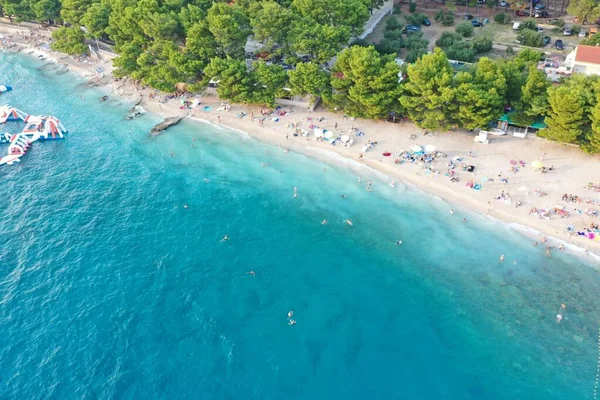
[565,45,600,76]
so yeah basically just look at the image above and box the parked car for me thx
[563,26,572,36]
[534,3,545,9]
[477,0,485,4]
[423,18,432,26]
[543,36,551,46]
[536,26,544,32]
[472,20,483,27]
[555,39,564,49]
[579,29,588,37]
[534,11,549,18]
[516,10,530,17]
[512,22,521,30]
[402,25,420,34]
[464,14,474,20]
[499,0,509,6]
[546,18,560,25]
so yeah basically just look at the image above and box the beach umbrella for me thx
[531,160,543,169]
[324,130,333,139]
[424,145,436,153]
[411,145,423,152]
[314,128,324,138]
[341,135,350,143]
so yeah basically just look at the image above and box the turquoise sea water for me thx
[1,52,600,399]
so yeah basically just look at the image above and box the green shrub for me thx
[351,39,370,47]
[386,17,402,31]
[393,5,402,14]
[384,28,403,41]
[409,1,417,13]
[376,38,404,55]
[406,13,426,26]
[456,21,474,37]
[519,18,537,31]
[494,12,511,25]
[436,32,463,48]
[506,46,514,56]
[516,29,543,47]
[515,48,544,63]
[405,32,429,51]
[435,10,455,26]
[406,48,427,63]
[551,27,561,34]
[472,35,493,53]
[446,41,476,62]
[572,24,581,34]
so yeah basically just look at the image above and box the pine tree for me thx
[540,86,588,143]
[400,48,456,130]
[521,66,549,117]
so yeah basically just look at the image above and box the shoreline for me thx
[2,35,600,261]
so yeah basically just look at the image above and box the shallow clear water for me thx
[1,52,600,399]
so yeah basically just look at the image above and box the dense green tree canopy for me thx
[50,26,87,54]
[400,48,456,131]
[330,46,402,118]
[288,61,330,97]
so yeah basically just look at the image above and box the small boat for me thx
[0,85,12,94]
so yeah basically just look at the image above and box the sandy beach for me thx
[2,26,600,260]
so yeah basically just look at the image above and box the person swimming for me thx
[288,311,294,318]
[450,209,454,215]
[247,271,255,276]
[499,255,505,262]
[396,240,403,245]
[288,319,296,325]
[221,235,230,242]
[183,204,188,209]
[390,180,396,188]
[345,219,353,226]
[321,220,328,225]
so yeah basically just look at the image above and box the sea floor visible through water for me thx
[1,52,600,399]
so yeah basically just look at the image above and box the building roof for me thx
[574,45,600,65]
[498,112,547,129]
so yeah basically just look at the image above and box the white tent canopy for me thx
[411,145,423,152]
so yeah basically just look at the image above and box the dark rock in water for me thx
[150,116,184,135]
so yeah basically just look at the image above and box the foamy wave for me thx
[506,221,600,263]
[188,116,252,140]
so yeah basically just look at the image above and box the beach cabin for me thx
[497,113,547,138]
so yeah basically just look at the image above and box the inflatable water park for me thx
[0,104,67,166]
